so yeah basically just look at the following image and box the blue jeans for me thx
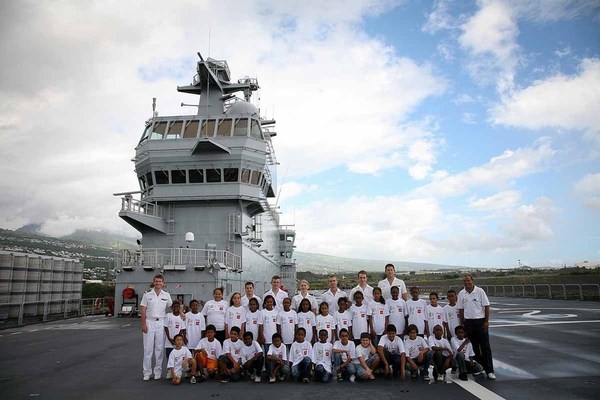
[383,349,403,376]
[266,359,290,378]
[291,356,312,380]
[406,352,432,375]
[333,353,357,378]
[314,364,332,382]
[355,354,379,379]
[453,352,483,374]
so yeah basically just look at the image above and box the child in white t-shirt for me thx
[259,295,278,355]
[194,324,223,380]
[226,293,246,335]
[164,301,186,379]
[425,292,445,337]
[316,302,336,344]
[406,287,427,337]
[245,298,262,342]
[404,324,431,380]
[186,299,206,351]
[241,331,263,383]
[266,333,290,383]
[386,286,408,339]
[277,297,298,352]
[218,326,245,382]
[349,291,371,345]
[297,298,317,344]
[333,328,357,382]
[451,325,484,381]
[443,290,460,340]
[167,334,197,384]
[290,327,313,382]
[428,324,453,382]
[312,329,333,383]
[334,297,352,339]
[369,287,389,346]
[355,333,380,380]
[377,324,406,380]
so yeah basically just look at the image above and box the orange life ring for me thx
[123,287,135,299]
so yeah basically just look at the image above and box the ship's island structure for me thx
[114,53,296,314]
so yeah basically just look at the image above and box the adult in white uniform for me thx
[457,274,495,380]
[263,275,288,311]
[140,274,173,380]
[291,280,318,314]
[241,281,262,311]
[378,264,408,301]
[321,275,347,313]
[349,270,374,304]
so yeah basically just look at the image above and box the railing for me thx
[118,247,241,271]
[120,196,164,218]
[409,284,600,301]
[0,298,117,329]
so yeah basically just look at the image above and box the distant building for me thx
[0,251,83,319]
[574,261,600,269]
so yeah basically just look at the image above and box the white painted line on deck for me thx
[10,332,21,335]
[453,377,506,400]
[492,319,600,328]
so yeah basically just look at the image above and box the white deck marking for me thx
[10,332,21,335]
[493,360,536,379]
[453,377,506,400]
[491,319,600,328]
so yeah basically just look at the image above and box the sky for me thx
[0,0,598,268]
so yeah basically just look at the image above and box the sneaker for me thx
[302,377,310,383]
[369,374,375,380]
[437,374,445,382]
[278,374,285,381]
[190,376,197,384]
[423,375,430,382]
[220,376,230,383]
[197,374,206,382]
[451,368,457,374]
[154,374,161,380]
[474,370,486,376]
[459,372,468,381]
[411,370,418,379]
[255,375,261,383]
[487,372,496,380]
[269,376,276,383]
[337,373,343,381]
[349,374,356,383]
[143,376,150,381]
[249,373,255,380]
[166,371,172,379]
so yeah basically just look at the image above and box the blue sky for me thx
[0,0,598,267]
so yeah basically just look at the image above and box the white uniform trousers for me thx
[143,318,166,378]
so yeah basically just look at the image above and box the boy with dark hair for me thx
[266,332,290,383]
[241,331,264,383]
[451,325,484,381]
[167,333,197,384]
[290,327,313,382]
[218,326,244,382]
[404,324,432,380]
[377,324,406,380]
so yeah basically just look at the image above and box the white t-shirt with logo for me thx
[425,304,445,335]
[164,313,185,348]
[297,311,317,343]
[377,335,406,356]
[369,301,389,335]
[245,309,261,341]
[386,298,408,335]
[289,340,313,366]
[404,336,429,359]
[222,338,245,362]
[406,299,427,335]
[350,303,371,337]
[428,336,452,357]
[277,309,298,344]
[226,305,247,331]
[201,300,228,330]
[316,314,336,343]
[167,346,193,377]
[312,341,333,373]
[260,308,279,344]
[444,304,460,337]
[195,337,223,360]
[241,340,263,363]
[185,311,206,349]
[334,310,352,335]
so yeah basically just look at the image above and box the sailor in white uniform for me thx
[140,274,173,380]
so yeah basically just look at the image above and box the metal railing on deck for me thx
[120,197,164,218]
[119,248,241,271]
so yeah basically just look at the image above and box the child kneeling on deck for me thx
[451,325,484,381]
[167,334,197,384]
[218,326,245,382]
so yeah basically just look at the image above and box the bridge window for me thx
[224,168,239,182]
[189,169,204,183]
[183,120,199,138]
[171,170,186,184]
[206,168,221,183]
[250,120,262,139]
[150,121,167,140]
[200,120,216,137]
[155,170,169,185]
[241,169,251,183]
[139,175,147,190]
[166,121,183,139]
[217,119,232,136]
[251,171,262,185]
[145,172,153,186]
[233,119,248,136]
[286,235,294,242]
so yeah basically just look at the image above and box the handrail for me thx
[118,247,241,271]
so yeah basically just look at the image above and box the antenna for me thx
[275,165,289,207]
[152,97,157,117]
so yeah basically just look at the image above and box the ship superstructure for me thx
[114,53,295,313]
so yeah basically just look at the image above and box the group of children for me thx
[162,285,484,385]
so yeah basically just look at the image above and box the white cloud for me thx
[500,197,558,241]
[412,138,556,198]
[275,182,319,203]
[422,0,455,34]
[459,0,520,93]
[469,190,521,211]
[574,173,600,210]
[491,58,600,147]
[461,112,477,124]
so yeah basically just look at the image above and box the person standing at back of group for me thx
[264,275,288,311]
[378,264,408,301]
[457,274,495,380]
[140,274,173,381]
[349,270,374,305]
[291,280,318,314]
[241,281,261,311]
[322,275,347,313]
